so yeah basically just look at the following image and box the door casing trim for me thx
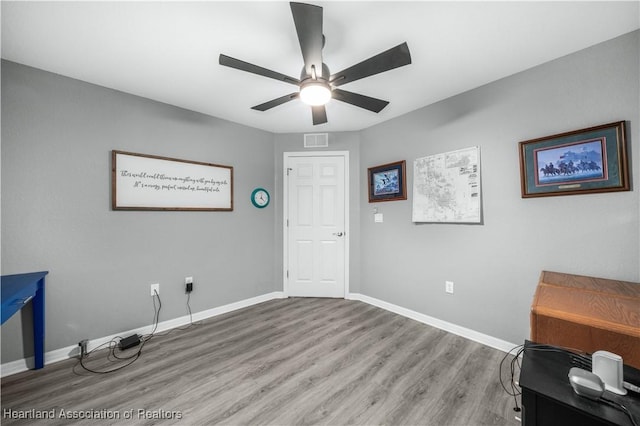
[283,151,350,298]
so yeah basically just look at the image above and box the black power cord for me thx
[499,344,524,412]
[78,339,143,374]
[172,292,195,331]
[76,290,162,374]
[601,398,639,426]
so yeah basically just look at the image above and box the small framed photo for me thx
[368,160,407,202]
[519,121,629,198]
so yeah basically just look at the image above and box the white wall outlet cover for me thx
[374,213,383,223]
[185,276,193,284]
[150,283,159,296]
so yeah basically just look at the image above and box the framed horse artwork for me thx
[518,121,629,198]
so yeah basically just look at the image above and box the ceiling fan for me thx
[219,2,412,125]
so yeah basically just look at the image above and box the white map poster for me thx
[412,146,481,223]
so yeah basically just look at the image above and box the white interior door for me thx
[285,153,348,298]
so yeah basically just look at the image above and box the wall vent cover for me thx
[304,133,329,148]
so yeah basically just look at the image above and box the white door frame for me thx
[283,151,350,298]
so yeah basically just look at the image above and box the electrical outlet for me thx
[185,276,193,285]
[445,281,454,294]
[150,283,159,296]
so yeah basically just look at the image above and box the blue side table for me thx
[1,271,48,369]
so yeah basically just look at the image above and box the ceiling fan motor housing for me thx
[219,2,412,124]
[299,62,332,106]
[300,62,330,82]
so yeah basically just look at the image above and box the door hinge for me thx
[286,167,293,176]
[286,219,289,227]
[286,270,289,278]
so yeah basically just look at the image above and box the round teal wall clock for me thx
[251,188,270,208]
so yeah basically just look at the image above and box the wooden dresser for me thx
[530,271,640,369]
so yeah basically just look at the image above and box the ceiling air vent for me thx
[304,133,329,148]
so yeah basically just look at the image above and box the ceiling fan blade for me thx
[330,42,411,87]
[311,105,327,125]
[252,93,300,111]
[219,54,300,85]
[290,2,324,78]
[332,89,389,113]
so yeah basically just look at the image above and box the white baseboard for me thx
[347,293,518,354]
[3,291,516,377]
[1,291,285,378]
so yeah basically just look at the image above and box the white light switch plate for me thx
[445,281,454,294]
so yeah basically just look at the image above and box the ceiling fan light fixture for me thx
[299,80,331,106]
[219,3,411,125]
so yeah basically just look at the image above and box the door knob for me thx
[333,232,344,237]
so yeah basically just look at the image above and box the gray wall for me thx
[1,61,277,363]
[358,31,640,345]
[2,30,638,365]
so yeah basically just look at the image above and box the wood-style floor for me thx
[2,298,521,425]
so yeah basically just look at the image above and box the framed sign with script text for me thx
[112,150,233,211]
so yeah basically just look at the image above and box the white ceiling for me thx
[2,1,639,134]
